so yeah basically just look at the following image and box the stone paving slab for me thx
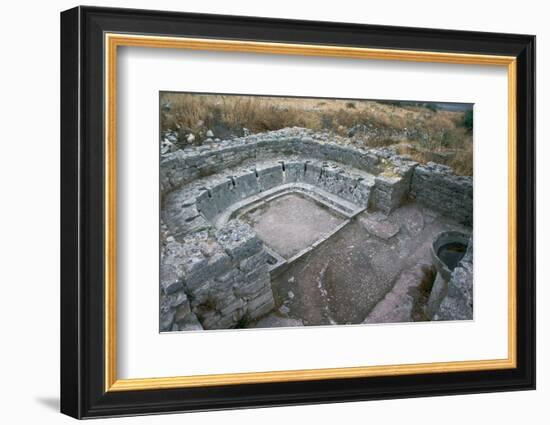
[359,214,400,240]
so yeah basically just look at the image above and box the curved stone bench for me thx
[160,128,389,197]
[195,160,374,225]
[213,182,363,227]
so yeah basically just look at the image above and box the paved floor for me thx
[267,201,471,327]
[241,193,345,259]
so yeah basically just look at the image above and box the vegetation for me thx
[233,314,251,329]
[160,93,473,176]
[462,109,473,130]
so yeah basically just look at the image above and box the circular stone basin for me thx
[431,231,469,280]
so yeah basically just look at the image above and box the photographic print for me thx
[159,93,474,332]
[61,9,535,417]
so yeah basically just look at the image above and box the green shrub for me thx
[425,103,438,112]
[462,110,473,130]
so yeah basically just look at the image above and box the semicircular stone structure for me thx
[159,128,473,331]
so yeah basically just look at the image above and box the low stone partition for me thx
[410,162,473,226]
[371,161,416,214]
[194,160,374,225]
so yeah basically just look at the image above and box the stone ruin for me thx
[159,127,473,332]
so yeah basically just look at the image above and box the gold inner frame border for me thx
[104,33,517,392]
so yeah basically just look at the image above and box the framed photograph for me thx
[60,6,535,419]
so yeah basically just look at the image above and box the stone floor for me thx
[241,193,346,259]
[254,201,471,328]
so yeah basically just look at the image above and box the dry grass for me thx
[449,143,474,176]
[161,93,319,138]
[396,132,473,176]
[160,92,473,175]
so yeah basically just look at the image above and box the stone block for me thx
[257,164,284,191]
[174,301,192,322]
[215,268,241,284]
[239,250,267,273]
[245,264,269,283]
[179,253,210,290]
[171,215,212,240]
[160,264,183,295]
[164,290,188,308]
[215,220,262,260]
[234,171,261,199]
[204,249,232,278]
[197,310,220,330]
[247,289,275,318]
[371,172,410,214]
[302,163,322,186]
[350,179,372,206]
[159,303,176,331]
[220,298,245,317]
[284,161,305,183]
[187,279,212,307]
[234,275,270,298]
[359,216,400,240]
[177,312,204,331]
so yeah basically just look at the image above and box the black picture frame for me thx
[60,5,536,419]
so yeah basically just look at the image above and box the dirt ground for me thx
[269,202,470,326]
[241,193,345,259]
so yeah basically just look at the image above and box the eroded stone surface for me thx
[359,214,400,240]
[411,162,473,226]
[363,263,434,324]
[433,238,474,321]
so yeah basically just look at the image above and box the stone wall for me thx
[370,157,416,214]
[160,128,387,199]
[410,162,473,226]
[160,221,274,331]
